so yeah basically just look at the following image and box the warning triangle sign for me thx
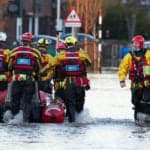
[65,9,81,23]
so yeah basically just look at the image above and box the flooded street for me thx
[0,72,150,150]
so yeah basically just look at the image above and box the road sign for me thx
[65,9,81,27]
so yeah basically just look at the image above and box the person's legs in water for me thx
[11,81,23,116]
[132,88,143,111]
[22,79,36,122]
[0,81,8,91]
[0,81,8,121]
[75,86,85,113]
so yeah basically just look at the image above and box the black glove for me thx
[85,84,90,90]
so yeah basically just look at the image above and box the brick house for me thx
[0,0,61,45]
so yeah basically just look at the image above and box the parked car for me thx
[61,33,99,43]
[33,34,64,56]
[144,41,150,49]
[12,34,64,56]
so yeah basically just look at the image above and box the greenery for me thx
[102,2,150,40]
[102,4,128,40]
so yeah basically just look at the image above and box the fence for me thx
[101,40,128,68]
[78,41,98,72]
[78,39,129,73]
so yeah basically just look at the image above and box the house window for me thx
[122,0,135,4]
[141,0,150,5]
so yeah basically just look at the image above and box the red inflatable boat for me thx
[40,91,65,123]
[0,90,65,123]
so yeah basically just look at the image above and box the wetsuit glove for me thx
[120,80,126,88]
[85,84,90,90]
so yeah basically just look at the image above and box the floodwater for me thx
[0,72,150,150]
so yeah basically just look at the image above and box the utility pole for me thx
[56,0,63,37]
[56,0,61,30]
[16,0,23,40]
[28,14,33,34]
[33,0,41,36]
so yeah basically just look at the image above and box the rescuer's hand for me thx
[120,81,126,88]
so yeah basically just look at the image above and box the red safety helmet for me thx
[21,32,34,43]
[132,35,144,49]
[56,41,66,50]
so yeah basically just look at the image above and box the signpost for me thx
[65,9,81,36]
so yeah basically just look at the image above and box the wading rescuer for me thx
[54,36,91,122]
[0,32,10,121]
[37,38,55,95]
[8,32,42,122]
[118,35,150,124]
[54,41,67,102]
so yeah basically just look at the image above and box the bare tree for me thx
[67,0,102,72]
[101,0,138,40]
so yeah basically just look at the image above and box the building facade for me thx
[0,0,63,44]
[122,0,150,6]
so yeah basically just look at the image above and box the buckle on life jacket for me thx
[133,82,143,89]
[76,77,90,87]
[12,74,27,81]
[0,74,7,81]
[54,80,65,90]
[144,80,150,87]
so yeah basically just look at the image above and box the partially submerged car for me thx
[12,34,64,56]
[61,33,99,43]
[144,41,150,49]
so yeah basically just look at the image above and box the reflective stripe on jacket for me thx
[9,46,42,79]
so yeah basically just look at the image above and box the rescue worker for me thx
[118,35,150,123]
[37,38,54,94]
[54,36,91,122]
[8,32,42,122]
[0,32,10,121]
[54,41,67,101]
[0,32,10,92]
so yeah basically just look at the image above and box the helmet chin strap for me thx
[132,47,143,56]
[132,47,141,52]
